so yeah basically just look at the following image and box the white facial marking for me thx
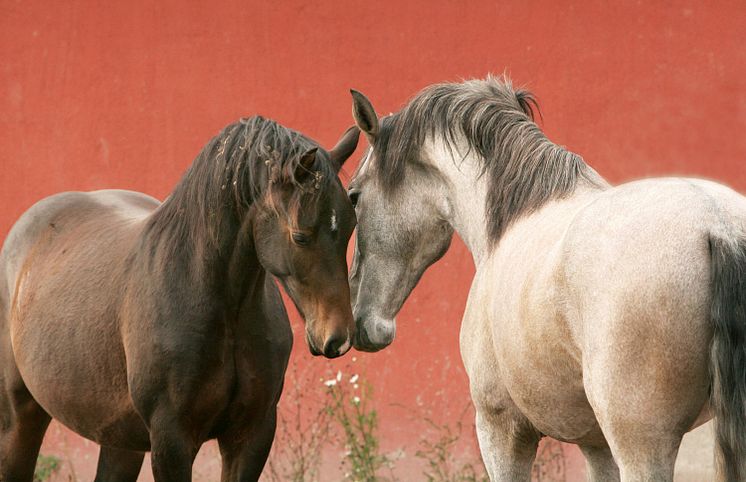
[338,338,351,354]
[331,209,338,232]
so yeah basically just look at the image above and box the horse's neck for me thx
[426,140,491,265]
[143,199,264,314]
[426,139,609,267]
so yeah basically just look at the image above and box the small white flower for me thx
[354,384,359,389]
[349,374,359,384]
[352,356,357,362]
[324,379,337,387]
[352,396,361,405]
[336,370,342,382]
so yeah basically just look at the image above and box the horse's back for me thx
[2,189,159,283]
[563,177,746,335]
[0,189,158,447]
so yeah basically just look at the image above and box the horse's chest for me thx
[189,323,292,436]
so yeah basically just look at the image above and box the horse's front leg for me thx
[218,409,277,482]
[147,410,199,482]
[93,446,145,482]
[474,404,541,482]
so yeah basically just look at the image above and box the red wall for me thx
[2,1,745,480]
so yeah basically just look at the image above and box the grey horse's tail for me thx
[709,232,746,481]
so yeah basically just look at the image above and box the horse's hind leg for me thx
[0,293,51,479]
[474,405,541,482]
[94,446,145,482]
[585,372,689,481]
[583,322,705,481]
[598,429,681,481]
[0,371,51,481]
[579,444,619,482]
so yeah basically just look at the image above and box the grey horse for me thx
[347,76,746,481]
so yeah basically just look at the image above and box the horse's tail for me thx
[709,231,746,481]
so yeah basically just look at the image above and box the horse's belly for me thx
[501,364,605,444]
[16,354,150,449]
[11,308,150,450]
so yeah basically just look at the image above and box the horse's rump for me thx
[560,178,746,434]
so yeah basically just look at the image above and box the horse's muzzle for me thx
[352,313,396,352]
[306,325,353,358]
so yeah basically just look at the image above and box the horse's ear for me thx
[295,147,318,182]
[351,89,379,143]
[329,126,360,173]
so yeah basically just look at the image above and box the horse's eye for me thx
[291,232,311,246]
[348,190,360,208]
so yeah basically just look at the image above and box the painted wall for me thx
[2,0,745,480]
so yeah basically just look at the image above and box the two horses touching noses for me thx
[1,75,745,482]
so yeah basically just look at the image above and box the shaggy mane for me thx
[148,116,336,250]
[373,75,602,243]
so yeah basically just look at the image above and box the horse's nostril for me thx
[323,334,347,358]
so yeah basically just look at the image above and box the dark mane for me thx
[373,75,602,244]
[148,115,335,252]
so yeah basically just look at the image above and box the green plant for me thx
[264,362,333,482]
[414,407,488,482]
[325,370,394,481]
[34,454,60,482]
[264,360,563,482]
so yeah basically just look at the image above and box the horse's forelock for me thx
[150,115,335,247]
[256,138,337,230]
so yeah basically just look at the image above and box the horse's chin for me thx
[306,331,322,356]
[308,345,322,356]
[352,342,389,353]
[352,315,396,352]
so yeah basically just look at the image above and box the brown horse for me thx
[0,116,359,481]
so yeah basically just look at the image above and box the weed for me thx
[34,454,60,482]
